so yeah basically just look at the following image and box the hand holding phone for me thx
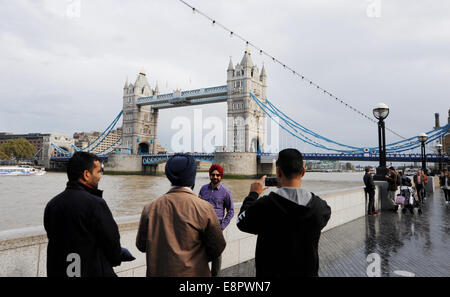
[264,177,279,187]
[250,175,269,195]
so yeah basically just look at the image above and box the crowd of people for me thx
[42,150,450,278]
[363,165,450,215]
[43,149,331,277]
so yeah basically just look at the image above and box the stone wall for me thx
[104,154,142,173]
[0,186,377,277]
[214,152,258,177]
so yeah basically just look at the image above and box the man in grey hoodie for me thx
[237,148,331,277]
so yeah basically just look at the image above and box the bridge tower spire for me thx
[122,70,159,155]
[226,50,267,152]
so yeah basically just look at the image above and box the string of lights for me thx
[177,0,408,140]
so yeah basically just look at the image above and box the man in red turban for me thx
[199,164,234,276]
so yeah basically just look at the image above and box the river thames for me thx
[0,171,364,232]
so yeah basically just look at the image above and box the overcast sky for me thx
[0,0,449,153]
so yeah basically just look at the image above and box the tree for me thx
[0,150,8,160]
[0,138,36,159]
[345,162,354,171]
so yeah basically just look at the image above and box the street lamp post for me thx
[418,132,428,172]
[373,103,389,180]
[436,143,443,172]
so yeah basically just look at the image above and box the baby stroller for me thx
[399,186,422,215]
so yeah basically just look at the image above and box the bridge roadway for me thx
[139,152,449,165]
[222,190,450,277]
[50,152,449,164]
[136,85,227,109]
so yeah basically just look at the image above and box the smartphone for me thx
[265,177,279,187]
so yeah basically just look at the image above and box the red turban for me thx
[209,164,224,177]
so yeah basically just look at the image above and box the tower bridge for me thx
[46,50,449,175]
[121,50,267,157]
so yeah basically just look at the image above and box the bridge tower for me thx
[122,70,159,155]
[226,50,267,152]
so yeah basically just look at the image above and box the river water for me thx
[0,171,364,232]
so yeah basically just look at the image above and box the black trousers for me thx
[417,185,424,203]
[444,188,450,201]
[367,190,375,214]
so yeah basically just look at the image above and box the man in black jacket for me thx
[44,152,130,277]
[236,148,331,277]
[363,167,378,216]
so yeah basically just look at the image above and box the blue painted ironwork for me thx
[137,85,227,109]
[257,152,449,162]
[72,111,123,152]
[33,147,43,159]
[50,155,109,162]
[249,92,450,154]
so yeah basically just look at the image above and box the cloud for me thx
[0,0,448,152]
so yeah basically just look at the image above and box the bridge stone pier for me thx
[214,152,275,177]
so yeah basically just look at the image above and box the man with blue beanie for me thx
[136,154,226,277]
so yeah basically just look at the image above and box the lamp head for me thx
[418,132,428,143]
[373,103,389,120]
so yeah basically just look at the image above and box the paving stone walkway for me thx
[319,189,450,277]
[222,190,450,277]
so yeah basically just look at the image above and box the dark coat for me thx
[386,172,398,191]
[237,189,331,277]
[363,173,375,193]
[439,175,449,188]
[44,181,122,277]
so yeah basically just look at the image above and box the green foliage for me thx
[345,162,354,170]
[0,150,8,160]
[0,138,36,159]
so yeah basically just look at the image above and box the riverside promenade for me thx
[222,190,450,277]
[1,182,448,277]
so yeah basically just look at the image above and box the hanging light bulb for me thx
[259,49,262,55]
[212,20,215,26]
[230,31,233,38]
[192,7,196,14]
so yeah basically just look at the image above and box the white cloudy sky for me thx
[0,0,449,153]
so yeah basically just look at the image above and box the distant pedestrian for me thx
[398,170,412,187]
[199,164,234,277]
[44,152,134,277]
[385,166,399,212]
[423,170,429,198]
[413,169,426,203]
[439,169,450,204]
[363,167,378,215]
[136,154,226,277]
[236,148,331,277]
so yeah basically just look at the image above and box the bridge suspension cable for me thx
[72,110,123,152]
[51,110,125,157]
[250,92,449,154]
[177,0,408,140]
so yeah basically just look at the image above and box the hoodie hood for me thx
[274,187,312,207]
